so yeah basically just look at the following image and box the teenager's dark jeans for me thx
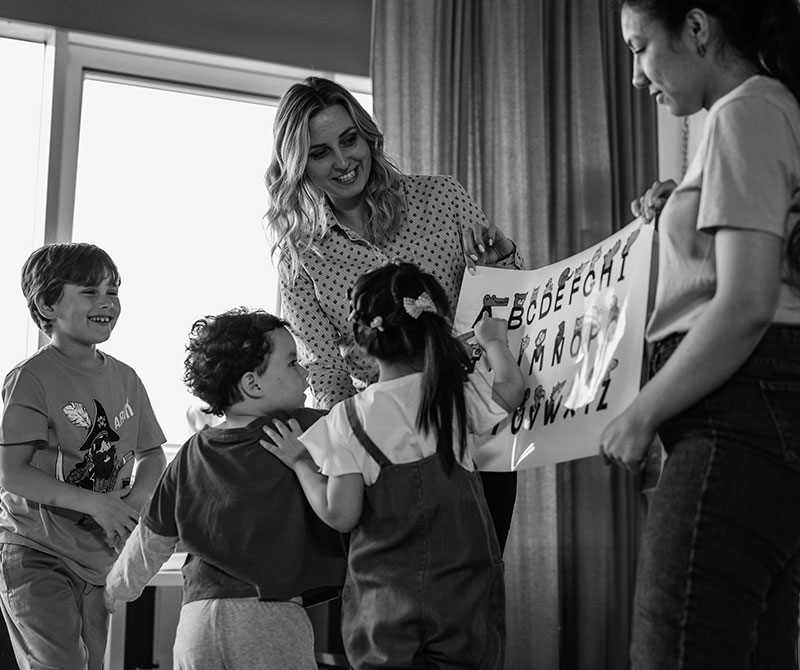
[631,326,800,670]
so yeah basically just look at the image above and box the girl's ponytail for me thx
[419,316,472,471]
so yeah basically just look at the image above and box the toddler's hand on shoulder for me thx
[261,419,311,469]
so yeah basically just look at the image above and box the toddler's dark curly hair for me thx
[183,307,288,416]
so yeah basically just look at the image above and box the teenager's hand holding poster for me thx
[455,219,654,470]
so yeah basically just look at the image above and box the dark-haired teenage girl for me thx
[601,1,800,667]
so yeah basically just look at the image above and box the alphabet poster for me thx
[454,219,653,470]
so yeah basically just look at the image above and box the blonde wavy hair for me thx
[264,77,405,284]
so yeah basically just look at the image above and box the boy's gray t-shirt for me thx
[0,344,165,584]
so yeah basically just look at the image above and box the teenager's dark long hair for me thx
[620,0,800,276]
[348,262,473,471]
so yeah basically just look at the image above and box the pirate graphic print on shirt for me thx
[58,399,134,493]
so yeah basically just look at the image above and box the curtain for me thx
[372,1,657,669]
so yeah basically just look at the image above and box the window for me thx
[0,35,47,395]
[0,25,371,448]
[72,75,281,447]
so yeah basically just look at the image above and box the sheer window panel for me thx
[71,76,279,449]
[0,36,47,401]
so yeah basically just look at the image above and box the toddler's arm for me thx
[261,419,363,533]
[474,316,526,411]
[105,523,177,612]
[0,443,139,547]
[123,446,167,513]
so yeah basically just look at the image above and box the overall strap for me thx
[344,397,392,468]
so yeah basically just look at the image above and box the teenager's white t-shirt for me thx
[646,75,800,342]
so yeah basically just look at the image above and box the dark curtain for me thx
[372,0,658,668]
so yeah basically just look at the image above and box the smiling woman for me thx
[304,105,374,235]
[621,3,736,116]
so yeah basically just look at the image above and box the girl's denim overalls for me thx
[341,398,506,670]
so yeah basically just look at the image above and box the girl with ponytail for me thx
[263,261,524,670]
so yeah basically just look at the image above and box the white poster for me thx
[455,219,654,470]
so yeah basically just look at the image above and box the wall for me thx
[657,105,706,182]
[0,0,372,75]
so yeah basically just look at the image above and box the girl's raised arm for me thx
[473,316,526,411]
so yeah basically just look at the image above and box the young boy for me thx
[105,307,346,670]
[0,242,167,670]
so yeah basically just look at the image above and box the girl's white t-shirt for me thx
[300,368,507,486]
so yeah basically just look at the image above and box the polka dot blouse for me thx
[279,174,524,410]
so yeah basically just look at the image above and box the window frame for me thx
[45,29,369,242]
[0,19,371,438]
[0,20,370,346]
[0,27,53,368]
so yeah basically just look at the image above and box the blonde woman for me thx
[264,77,522,550]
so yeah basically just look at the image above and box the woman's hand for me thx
[631,179,677,223]
[261,419,312,469]
[463,223,516,273]
[599,402,656,473]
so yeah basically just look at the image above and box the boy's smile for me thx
[43,278,120,357]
